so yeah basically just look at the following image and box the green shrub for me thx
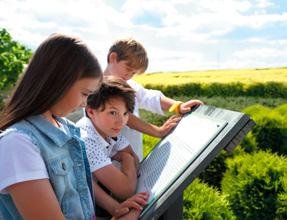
[202,82,244,97]
[243,104,271,118]
[184,179,235,220]
[199,147,247,189]
[242,105,287,154]
[199,151,229,189]
[143,134,160,157]
[221,151,287,220]
[144,82,287,98]
[252,112,287,154]
[239,132,257,153]
[145,83,202,97]
[246,82,287,98]
[274,103,287,119]
[140,109,170,126]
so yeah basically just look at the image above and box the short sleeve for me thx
[0,132,49,193]
[128,79,164,115]
[83,137,112,172]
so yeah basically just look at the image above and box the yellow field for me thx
[134,67,287,86]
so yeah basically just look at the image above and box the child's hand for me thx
[157,115,181,138]
[113,192,149,219]
[179,99,203,114]
[111,151,123,162]
[112,151,128,162]
[112,151,135,163]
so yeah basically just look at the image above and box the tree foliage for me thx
[0,28,32,92]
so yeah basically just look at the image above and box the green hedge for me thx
[184,179,235,219]
[253,112,287,154]
[144,82,287,98]
[221,151,287,220]
[274,103,287,119]
[143,134,160,156]
[243,104,271,117]
[241,104,287,154]
[199,147,246,189]
[199,151,229,189]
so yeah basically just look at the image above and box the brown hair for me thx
[0,33,102,130]
[107,38,148,73]
[87,76,135,113]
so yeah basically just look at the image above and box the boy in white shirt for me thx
[104,38,203,161]
[76,76,146,219]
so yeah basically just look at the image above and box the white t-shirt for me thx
[0,122,95,216]
[0,132,48,193]
[76,117,130,173]
[122,79,164,161]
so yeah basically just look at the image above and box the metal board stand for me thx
[140,105,255,220]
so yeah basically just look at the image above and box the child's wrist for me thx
[168,101,183,114]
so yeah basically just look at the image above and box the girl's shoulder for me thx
[0,120,33,140]
[0,131,32,145]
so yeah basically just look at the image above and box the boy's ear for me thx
[109,52,118,63]
[86,107,96,118]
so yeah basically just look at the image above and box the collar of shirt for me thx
[79,117,116,149]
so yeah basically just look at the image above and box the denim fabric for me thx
[0,115,95,220]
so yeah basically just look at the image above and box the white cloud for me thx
[147,46,205,72]
[256,0,274,9]
[234,47,287,59]
[0,0,286,72]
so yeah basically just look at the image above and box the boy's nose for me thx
[116,116,125,126]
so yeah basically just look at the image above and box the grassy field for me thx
[134,67,287,86]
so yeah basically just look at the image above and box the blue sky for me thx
[0,0,286,72]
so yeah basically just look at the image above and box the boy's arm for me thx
[93,180,121,216]
[119,145,140,172]
[127,113,180,138]
[93,152,137,199]
[160,96,203,113]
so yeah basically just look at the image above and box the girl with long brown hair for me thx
[0,33,148,220]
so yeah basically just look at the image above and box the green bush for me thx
[243,104,271,118]
[199,151,229,189]
[221,151,287,220]
[274,103,287,119]
[145,83,202,97]
[143,134,160,157]
[202,82,244,97]
[242,105,287,154]
[140,109,170,126]
[239,132,257,153]
[246,82,287,98]
[199,147,247,189]
[184,179,235,220]
[253,112,287,154]
[144,82,287,98]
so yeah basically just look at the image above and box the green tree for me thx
[0,28,32,108]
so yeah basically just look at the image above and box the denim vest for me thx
[0,115,95,220]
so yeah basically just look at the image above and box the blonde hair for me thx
[107,38,148,73]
